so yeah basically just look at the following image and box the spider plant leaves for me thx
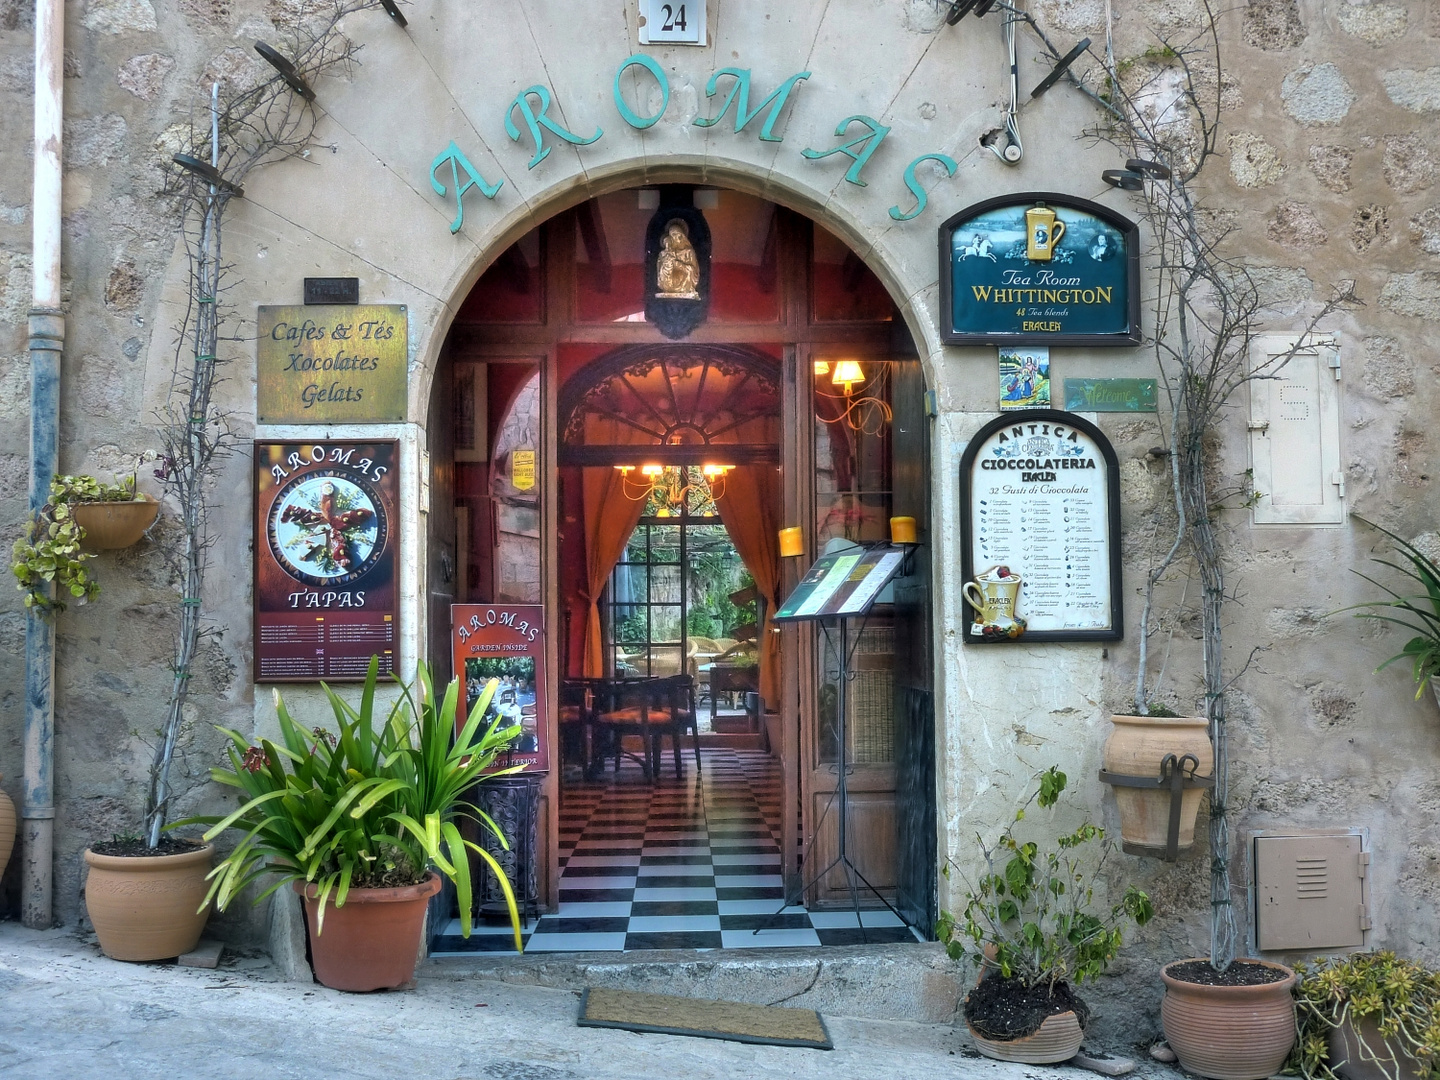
[1334,521,1440,699]
[188,658,525,949]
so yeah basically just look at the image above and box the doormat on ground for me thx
[577,987,833,1050]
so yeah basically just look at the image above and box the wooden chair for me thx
[591,677,665,779]
[652,674,701,780]
[559,678,603,778]
[592,676,701,780]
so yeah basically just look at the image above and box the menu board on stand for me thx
[254,440,399,680]
[959,411,1123,643]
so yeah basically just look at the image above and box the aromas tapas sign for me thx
[254,441,398,682]
[452,604,550,774]
[940,193,1141,347]
[960,411,1123,643]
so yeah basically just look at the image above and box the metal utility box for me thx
[1252,830,1369,952]
[1247,334,1345,526]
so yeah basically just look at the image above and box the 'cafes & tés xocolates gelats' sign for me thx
[254,440,399,682]
[257,305,408,424]
[939,193,1141,348]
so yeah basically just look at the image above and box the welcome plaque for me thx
[959,411,1123,642]
[257,304,408,424]
[939,193,1141,347]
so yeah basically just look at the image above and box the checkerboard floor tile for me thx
[431,747,926,955]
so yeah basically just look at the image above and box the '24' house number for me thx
[641,0,705,44]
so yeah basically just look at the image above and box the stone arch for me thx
[411,160,939,421]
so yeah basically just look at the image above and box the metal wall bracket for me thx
[1098,753,1215,861]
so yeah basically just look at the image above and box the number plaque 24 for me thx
[639,0,706,44]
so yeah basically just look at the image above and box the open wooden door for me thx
[798,349,927,908]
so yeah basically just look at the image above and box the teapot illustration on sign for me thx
[964,565,1027,640]
[1025,205,1066,261]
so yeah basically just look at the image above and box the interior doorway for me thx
[426,185,935,954]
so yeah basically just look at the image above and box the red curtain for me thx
[581,467,648,677]
[714,465,782,705]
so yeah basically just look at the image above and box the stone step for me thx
[422,942,963,1024]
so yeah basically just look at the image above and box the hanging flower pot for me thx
[73,494,160,550]
[1100,714,1213,858]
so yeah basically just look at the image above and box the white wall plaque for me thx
[638,0,706,45]
[1248,335,1344,526]
[960,410,1124,642]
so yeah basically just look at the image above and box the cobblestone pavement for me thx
[0,924,1157,1080]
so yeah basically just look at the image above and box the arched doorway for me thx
[425,185,935,953]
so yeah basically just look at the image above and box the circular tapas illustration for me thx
[266,470,386,588]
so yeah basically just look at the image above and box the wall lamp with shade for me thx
[815,358,892,434]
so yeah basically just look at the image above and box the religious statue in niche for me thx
[656,220,701,299]
[644,198,711,339]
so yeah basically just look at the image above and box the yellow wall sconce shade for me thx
[832,360,865,394]
[778,526,804,558]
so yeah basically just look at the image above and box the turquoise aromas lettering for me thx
[430,141,502,234]
[429,61,961,232]
[506,85,603,169]
[801,115,891,187]
[889,152,958,221]
[692,68,810,142]
[614,54,670,129]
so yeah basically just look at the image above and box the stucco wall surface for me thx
[0,0,1436,1039]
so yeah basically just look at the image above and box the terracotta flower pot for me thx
[73,495,159,550]
[1329,1015,1427,1080]
[969,1011,1084,1064]
[1161,958,1297,1080]
[1103,715,1213,856]
[296,872,442,992]
[0,778,15,875]
[83,842,213,961]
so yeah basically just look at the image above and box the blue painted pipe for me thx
[22,308,62,929]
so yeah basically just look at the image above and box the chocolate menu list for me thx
[968,418,1113,635]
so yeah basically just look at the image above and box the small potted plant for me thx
[179,657,525,992]
[937,766,1154,1064]
[1293,952,1440,1080]
[1334,521,1440,708]
[11,473,159,611]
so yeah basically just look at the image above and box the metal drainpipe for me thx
[22,0,65,929]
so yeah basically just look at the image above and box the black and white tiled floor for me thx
[432,747,925,954]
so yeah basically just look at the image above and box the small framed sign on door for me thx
[452,604,550,774]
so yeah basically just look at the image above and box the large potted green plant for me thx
[1335,521,1440,709]
[180,657,524,991]
[1293,952,1440,1080]
[937,767,1154,1064]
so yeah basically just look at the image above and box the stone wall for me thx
[0,0,1434,1039]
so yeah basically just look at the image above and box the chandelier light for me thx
[614,462,732,510]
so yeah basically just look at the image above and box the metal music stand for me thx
[758,543,916,942]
